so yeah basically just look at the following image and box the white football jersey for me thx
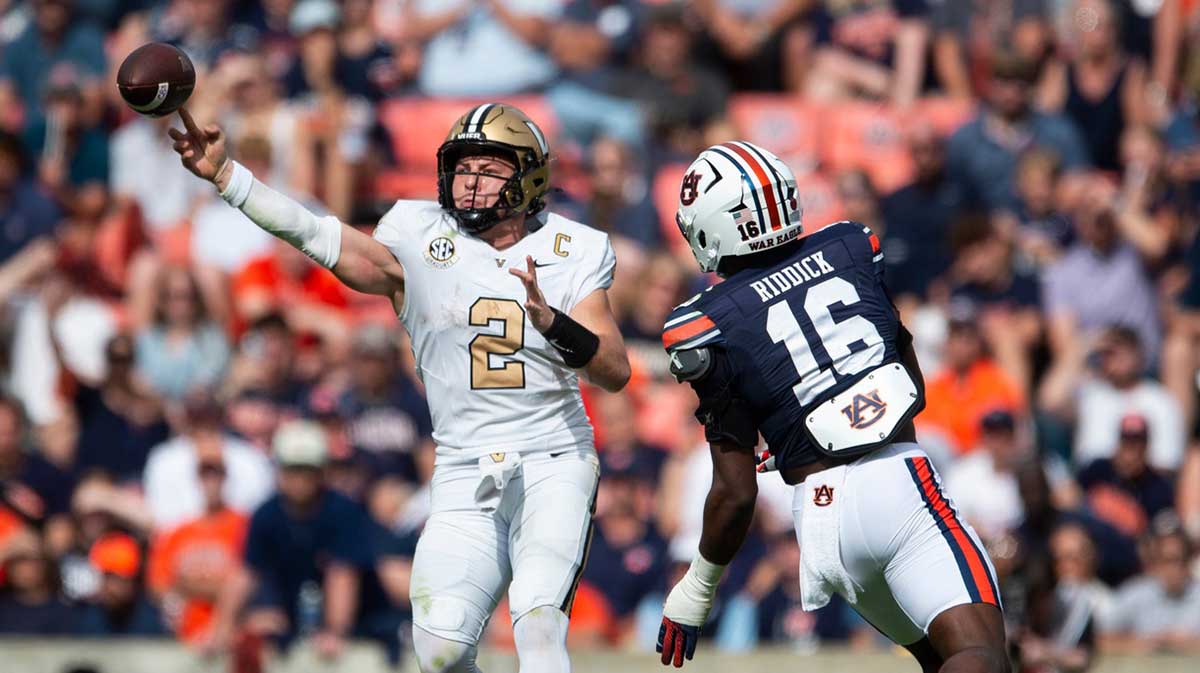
[372,200,615,464]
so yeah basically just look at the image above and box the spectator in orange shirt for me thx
[917,304,1026,458]
[231,237,354,350]
[148,451,248,644]
[233,236,350,310]
[0,506,21,552]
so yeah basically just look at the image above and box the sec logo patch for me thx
[424,236,458,268]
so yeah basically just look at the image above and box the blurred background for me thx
[0,0,1199,671]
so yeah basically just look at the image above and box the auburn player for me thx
[655,142,1008,673]
[169,103,630,672]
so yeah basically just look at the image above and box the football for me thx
[116,42,195,118]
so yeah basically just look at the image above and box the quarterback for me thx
[169,104,630,672]
[656,141,1008,673]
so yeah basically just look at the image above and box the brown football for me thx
[116,42,195,118]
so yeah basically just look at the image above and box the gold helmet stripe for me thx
[465,103,495,134]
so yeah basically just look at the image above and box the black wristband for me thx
[543,308,600,368]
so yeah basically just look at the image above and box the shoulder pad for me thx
[821,220,881,258]
[668,347,713,383]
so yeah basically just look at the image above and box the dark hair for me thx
[0,394,28,431]
[1017,147,1063,180]
[836,169,878,202]
[153,265,209,327]
[1050,521,1096,554]
[950,212,996,255]
[1102,324,1141,349]
[1149,519,1192,558]
[249,312,289,334]
[645,3,686,28]
[0,131,29,173]
[991,48,1040,85]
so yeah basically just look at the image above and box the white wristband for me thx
[662,554,726,627]
[219,160,253,208]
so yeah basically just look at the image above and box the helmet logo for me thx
[679,171,702,206]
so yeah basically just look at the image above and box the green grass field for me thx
[2,640,1196,673]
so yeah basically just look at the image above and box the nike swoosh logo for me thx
[533,261,556,268]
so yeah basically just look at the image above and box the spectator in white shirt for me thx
[1072,326,1185,471]
[945,409,1030,542]
[110,116,207,233]
[946,408,1079,543]
[1101,527,1200,654]
[143,393,273,531]
[1048,522,1114,629]
[188,134,276,274]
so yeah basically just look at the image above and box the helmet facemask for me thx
[437,141,533,233]
[676,210,720,274]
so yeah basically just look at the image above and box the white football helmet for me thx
[676,141,803,275]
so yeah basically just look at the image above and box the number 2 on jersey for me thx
[766,276,884,406]
[469,298,526,389]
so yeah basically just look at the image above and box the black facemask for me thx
[437,141,528,234]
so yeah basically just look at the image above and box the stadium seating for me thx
[793,171,844,232]
[914,96,977,137]
[728,95,823,175]
[376,96,560,199]
[821,101,914,193]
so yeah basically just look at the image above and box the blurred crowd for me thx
[1,0,1200,670]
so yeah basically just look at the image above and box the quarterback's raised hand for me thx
[509,255,554,332]
[168,108,231,188]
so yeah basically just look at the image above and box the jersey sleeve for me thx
[685,341,759,448]
[371,199,435,268]
[839,221,884,279]
[564,232,616,311]
[863,225,883,275]
[662,297,724,353]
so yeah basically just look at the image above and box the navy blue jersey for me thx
[663,222,902,470]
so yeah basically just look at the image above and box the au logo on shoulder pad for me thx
[424,236,458,269]
[841,389,888,429]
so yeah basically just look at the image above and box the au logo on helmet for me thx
[679,171,702,206]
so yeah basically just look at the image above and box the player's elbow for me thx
[609,357,632,391]
[593,354,631,392]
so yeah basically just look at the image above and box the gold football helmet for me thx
[437,103,552,233]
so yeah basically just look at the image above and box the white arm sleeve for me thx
[220,161,342,269]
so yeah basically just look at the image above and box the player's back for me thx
[664,221,901,471]
[372,200,616,463]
